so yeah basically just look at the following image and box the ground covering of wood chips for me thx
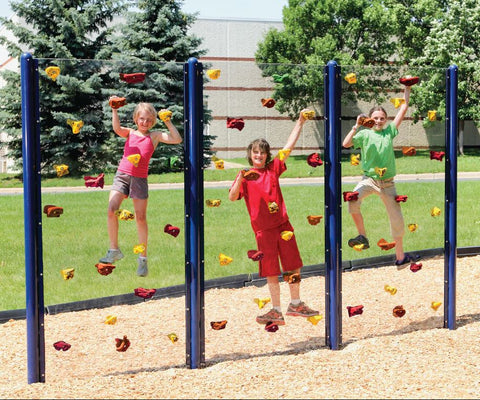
[1,255,479,399]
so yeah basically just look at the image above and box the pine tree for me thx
[0,0,126,176]
[101,0,213,173]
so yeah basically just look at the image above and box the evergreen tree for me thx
[0,0,126,176]
[100,0,212,173]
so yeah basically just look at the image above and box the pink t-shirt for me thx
[232,158,289,233]
[117,132,154,178]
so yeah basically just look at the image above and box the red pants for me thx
[255,220,303,277]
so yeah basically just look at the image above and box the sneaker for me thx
[287,301,319,317]
[286,301,319,317]
[348,235,370,249]
[395,253,421,270]
[256,308,285,326]
[99,249,124,264]
[137,257,148,277]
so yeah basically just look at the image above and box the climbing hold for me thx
[43,204,63,217]
[301,110,315,120]
[384,285,397,295]
[119,72,146,84]
[53,341,71,351]
[307,153,323,167]
[67,119,84,134]
[54,164,69,177]
[134,287,156,299]
[431,207,441,217]
[115,209,134,221]
[167,333,178,343]
[214,159,224,170]
[344,73,357,84]
[127,153,141,167]
[377,238,396,251]
[84,173,104,189]
[272,73,289,83]
[104,315,117,325]
[430,151,445,161]
[265,322,279,332]
[133,243,146,254]
[395,195,408,203]
[268,201,279,214]
[428,110,437,121]
[392,305,406,318]
[95,263,115,276]
[390,98,405,108]
[277,149,291,161]
[399,76,419,86]
[375,166,387,178]
[243,169,260,181]
[45,66,61,81]
[261,98,276,108]
[219,253,233,266]
[358,115,375,128]
[307,315,323,325]
[60,268,75,280]
[226,118,244,131]
[164,224,180,237]
[347,305,364,317]
[402,146,416,156]
[158,110,172,122]
[206,199,222,207]
[206,69,221,80]
[350,153,360,166]
[115,335,130,352]
[343,191,359,202]
[431,301,442,311]
[307,215,322,225]
[281,231,294,241]
[408,223,418,232]
[210,320,227,330]
[247,249,264,261]
[409,263,422,273]
[283,272,301,284]
[254,297,271,309]
[109,96,127,109]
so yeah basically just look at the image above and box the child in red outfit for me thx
[229,108,319,326]
[99,99,182,277]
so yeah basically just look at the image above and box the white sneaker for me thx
[137,257,148,277]
[99,249,124,264]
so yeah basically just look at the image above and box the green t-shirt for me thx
[352,122,398,180]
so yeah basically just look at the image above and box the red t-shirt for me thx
[232,158,289,233]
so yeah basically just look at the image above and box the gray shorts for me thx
[111,171,148,199]
[348,176,404,238]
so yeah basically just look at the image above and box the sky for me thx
[0,0,288,20]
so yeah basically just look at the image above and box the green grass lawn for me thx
[1,177,480,311]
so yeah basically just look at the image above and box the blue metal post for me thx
[183,57,205,368]
[21,53,45,383]
[323,61,342,349]
[444,65,458,329]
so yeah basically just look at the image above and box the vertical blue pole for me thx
[183,57,205,368]
[444,65,458,330]
[323,61,342,349]
[21,53,45,383]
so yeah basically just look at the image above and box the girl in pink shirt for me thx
[99,99,182,277]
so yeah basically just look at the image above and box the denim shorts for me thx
[111,171,148,199]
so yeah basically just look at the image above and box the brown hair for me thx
[247,138,272,166]
[368,106,387,118]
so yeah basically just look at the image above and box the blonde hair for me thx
[133,102,157,125]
